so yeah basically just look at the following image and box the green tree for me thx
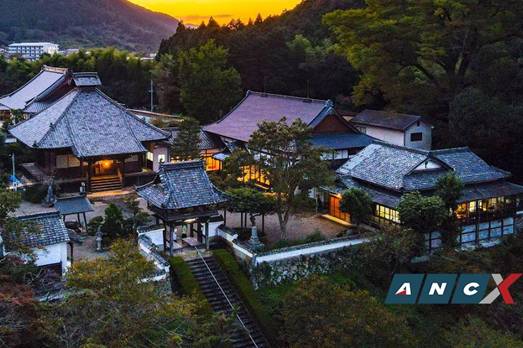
[436,172,464,248]
[444,317,523,348]
[171,116,201,161]
[282,275,415,347]
[100,203,125,240]
[38,240,231,347]
[151,54,181,113]
[398,192,447,246]
[324,0,523,114]
[246,118,333,239]
[340,188,373,232]
[177,40,242,123]
[226,187,276,231]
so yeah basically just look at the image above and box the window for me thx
[204,155,221,171]
[158,154,166,164]
[410,132,423,142]
[375,204,400,223]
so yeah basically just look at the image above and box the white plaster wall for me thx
[404,122,432,150]
[33,243,68,274]
[363,126,405,146]
[152,146,169,172]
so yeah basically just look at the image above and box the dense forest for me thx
[0,0,178,52]
[1,0,522,182]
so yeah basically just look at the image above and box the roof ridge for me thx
[17,210,61,219]
[43,65,69,74]
[374,140,431,155]
[249,90,328,104]
[96,88,170,138]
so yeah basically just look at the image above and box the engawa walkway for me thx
[186,255,269,348]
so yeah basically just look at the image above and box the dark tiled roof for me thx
[337,143,511,192]
[13,211,70,248]
[0,66,68,110]
[459,181,523,203]
[54,196,94,215]
[165,128,224,150]
[204,91,333,142]
[24,101,53,114]
[9,88,169,158]
[338,176,401,208]
[351,109,424,131]
[432,148,509,184]
[136,160,228,210]
[310,132,374,150]
[73,72,102,87]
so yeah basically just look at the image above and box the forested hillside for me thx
[0,0,178,52]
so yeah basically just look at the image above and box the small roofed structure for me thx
[3,211,72,275]
[136,160,228,251]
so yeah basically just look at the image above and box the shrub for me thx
[212,249,277,344]
[269,230,325,250]
[87,216,104,236]
[22,184,47,203]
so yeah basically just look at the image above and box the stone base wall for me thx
[250,247,361,288]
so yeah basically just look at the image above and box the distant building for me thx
[8,42,59,61]
[350,109,432,150]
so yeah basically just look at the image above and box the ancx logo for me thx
[385,273,522,305]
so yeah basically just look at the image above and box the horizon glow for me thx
[128,0,301,25]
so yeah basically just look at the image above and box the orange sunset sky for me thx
[128,0,302,25]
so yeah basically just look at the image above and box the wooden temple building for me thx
[136,160,228,252]
[9,72,170,192]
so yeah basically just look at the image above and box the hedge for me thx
[169,256,212,314]
[212,249,278,345]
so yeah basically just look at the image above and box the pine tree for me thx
[171,116,201,161]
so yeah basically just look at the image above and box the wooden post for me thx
[223,208,227,226]
[169,224,174,255]
[205,221,210,250]
[83,213,88,231]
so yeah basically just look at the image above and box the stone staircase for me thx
[186,255,269,348]
[90,175,122,192]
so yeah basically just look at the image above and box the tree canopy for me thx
[170,117,201,161]
[398,192,447,236]
[340,188,373,230]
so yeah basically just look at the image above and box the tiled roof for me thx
[72,72,102,87]
[351,109,424,131]
[136,160,228,210]
[9,88,169,158]
[459,181,523,203]
[165,128,224,150]
[336,143,510,192]
[12,211,70,249]
[54,196,94,215]
[204,91,333,142]
[310,132,374,150]
[0,66,68,110]
[336,176,401,208]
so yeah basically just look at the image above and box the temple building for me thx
[202,90,374,186]
[136,161,228,252]
[9,72,169,192]
[322,143,523,250]
[0,65,72,118]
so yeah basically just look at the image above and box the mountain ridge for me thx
[0,0,179,53]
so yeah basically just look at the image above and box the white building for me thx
[1,211,72,276]
[350,109,433,150]
[8,42,59,61]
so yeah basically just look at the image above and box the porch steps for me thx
[186,256,269,348]
[90,175,122,192]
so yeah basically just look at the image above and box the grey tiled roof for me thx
[351,109,424,131]
[310,132,374,150]
[14,211,70,248]
[204,91,333,142]
[9,88,169,158]
[54,196,94,215]
[459,181,523,203]
[338,176,401,208]
[136,160,228,210]
[24,101,53,114]
[0,66,68,110]
[432,148,509,184]
[72,72,102,87]
[338,143,510,191]
[165,128,224,150]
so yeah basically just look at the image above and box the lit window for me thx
[375,204,400,223]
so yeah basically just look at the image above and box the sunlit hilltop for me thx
[128,0,301,25]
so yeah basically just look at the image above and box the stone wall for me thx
[250,246,362,288]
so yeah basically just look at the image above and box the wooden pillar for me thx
[69,241,74,266]
[223,208,227,227]
[205,221,210,250]
[169,224,175,256]
[83,213,88,230]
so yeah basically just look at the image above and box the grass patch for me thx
[212,249,278,345]
[169,256,212,314]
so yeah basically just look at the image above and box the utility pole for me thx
[149,79,154,112]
